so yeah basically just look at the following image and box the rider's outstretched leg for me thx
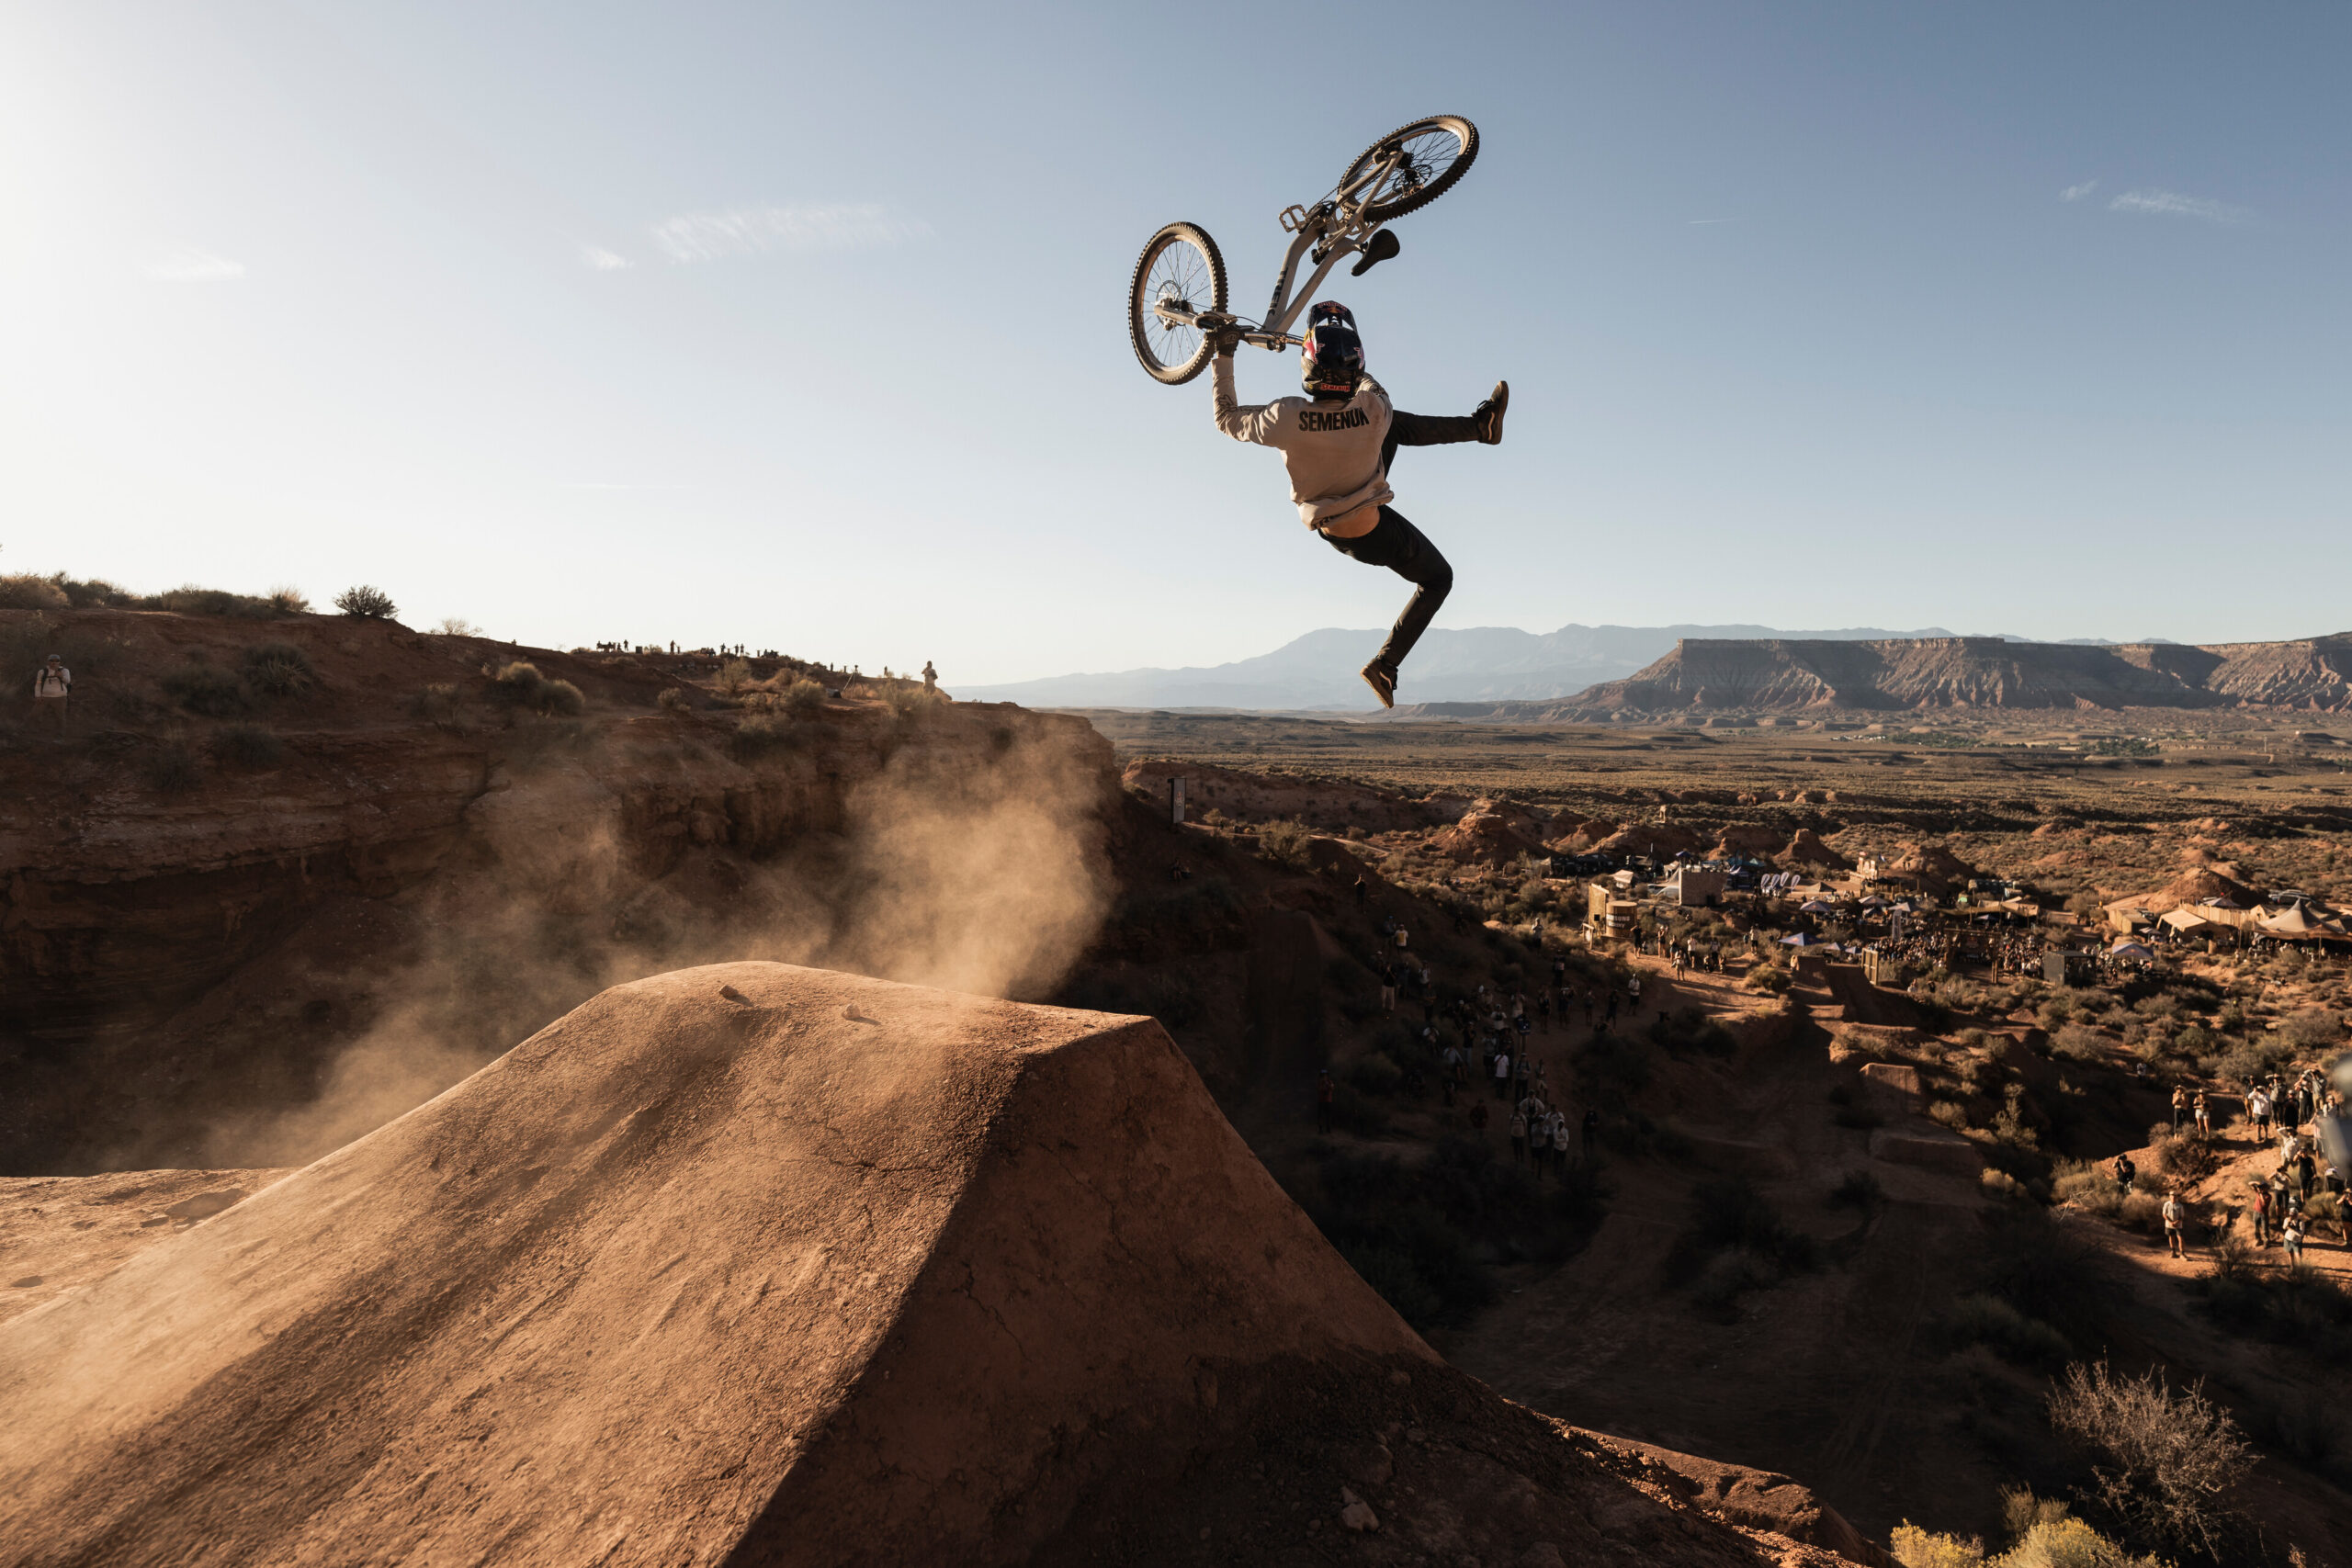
[1323,505,1453,707]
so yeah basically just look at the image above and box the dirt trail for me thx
[0,962,1864,1568]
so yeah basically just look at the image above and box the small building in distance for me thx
[1668,865,1727,908]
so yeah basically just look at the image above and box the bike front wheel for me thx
[1127,221,1228,385]
[1339,115,1478,226]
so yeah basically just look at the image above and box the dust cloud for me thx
[198,728,1112,1168]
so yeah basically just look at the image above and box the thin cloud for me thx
[581,245,633,272]
[146,246,245,282]
[649,202,933,264]
[2059,179,2098,202]
[1686,218,1736,226]
[2108,187,2245,223]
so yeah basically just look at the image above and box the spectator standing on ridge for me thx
[2248,1085,2272,1143]
[2111,1151,2135,1199]
[1492,1046,1513,1101]
[2162,1190,2187,1259]
[922,660,937,691]
[2193,1089,2211,1138]
[31,653,70,732]
[2171,1084,2189,1133]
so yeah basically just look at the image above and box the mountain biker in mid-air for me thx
[1209,301,1505,708]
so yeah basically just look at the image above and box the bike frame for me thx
[1152,145,1408,349]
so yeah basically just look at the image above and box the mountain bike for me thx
[1125,114,1478,385]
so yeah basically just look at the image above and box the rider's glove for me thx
[1205,326,1242,357]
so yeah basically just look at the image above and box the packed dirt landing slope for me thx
[0,963,1852,1568]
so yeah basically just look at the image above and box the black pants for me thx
[1318,406,1479,674]
[1322,506,1453,674]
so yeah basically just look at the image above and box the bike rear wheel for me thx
[1127,221,1227,385]
[1339,115,1478,225]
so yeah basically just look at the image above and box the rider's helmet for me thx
[1300,301,1364,400]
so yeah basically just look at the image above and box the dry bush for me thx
[1746,963,1791,995]
[334,584,398,620]
[730,714,797,758]
[141,744,202,796]
[1259,818,1313,871]
[160,663,248,718]
[783,677,827,715]
[0,574,70,610]
[656,687,691,714]
[207,724,285,770]
[266,586,311,615]
[2046,1358,2250,1560]
[241,642,315,698]
[410,683,462,725]
[485,661,584,717]
[1982,1168,2032,1202]
[1890,1524,1983,1568]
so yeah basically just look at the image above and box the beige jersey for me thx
[1212,356,1394,527]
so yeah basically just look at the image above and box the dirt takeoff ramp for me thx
[0,964,1848,1568]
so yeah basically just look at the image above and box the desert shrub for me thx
[410,683,462,724]
[1942,1292,2072,1371]
[485,661,583,716]
[1579,1028,1655,1092]
[159,663,247,717]
[881,678,943,719]
[1890,1524,1984,1568]
[2145,1128,2220,1185]
[2045,1358,2251,1560]
[2051,1023,2108,1065]
[2116,1192,2164,1234]
[2190,1258,2352,1365]
[656,687,691,713]
[152,585,288,618]
[1665,1176,1817,1317]
[240,642,315,698]
[0,574,69,610]
[266,586,311,614]
[51,575,138,608]
[2281,1007,2342,1051]
[1929,1099,1973,1132]
[2052,1161,2124,1220]
[142,744,202,795]
[783,677,827,714]
[1646,1005,1736,1057]
[1976,1207,2115,1348]
[1259,818,1313,871]
[1982,1168,2032,1202]
[207,723,285,770]
[1746,963,1791,995]
[1995,1514,2163,1567]
[334,584,398,619]
[1307,1137,1604,1329]
[731,713,797,757]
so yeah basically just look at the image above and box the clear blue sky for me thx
[4,3,2345,682]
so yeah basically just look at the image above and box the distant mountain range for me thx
[957,624,1983,711]
[1527,634,2352,717]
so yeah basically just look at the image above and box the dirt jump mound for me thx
[0,964,1857,1567]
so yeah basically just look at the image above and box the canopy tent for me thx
[1780,932,1816,947]
[1799,899,1834,914]
[2109,940,2154,960]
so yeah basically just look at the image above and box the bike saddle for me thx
[1350,229,1402,277]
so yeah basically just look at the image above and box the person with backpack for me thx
[31,653,70,732]
[1207,302,1505,707]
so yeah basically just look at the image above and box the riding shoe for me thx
[1476,380,1509,445]
[1362,662,1396,709]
